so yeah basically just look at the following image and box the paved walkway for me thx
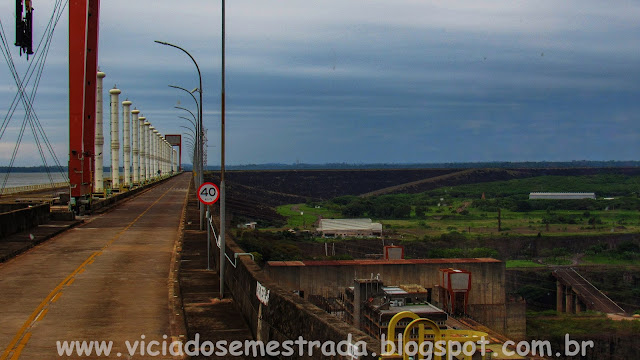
[0,173,190,360]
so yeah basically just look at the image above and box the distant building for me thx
[529,192,595,200]
[317,218,382,238]
[237,221,257,229]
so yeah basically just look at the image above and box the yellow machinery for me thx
[380,311,490,360]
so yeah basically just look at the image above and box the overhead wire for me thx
[0,1,68,192]
[0,0,62,140]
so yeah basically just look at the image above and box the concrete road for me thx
[0,173,191,360]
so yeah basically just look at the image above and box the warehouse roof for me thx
[317,218,382,232]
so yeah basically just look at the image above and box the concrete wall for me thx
[265,259,524,338]
[0,203,30,213]
[0,203,50,239]
[265,260,506,306]
[212,236,381,359]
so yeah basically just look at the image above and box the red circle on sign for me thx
[197,182,220,205]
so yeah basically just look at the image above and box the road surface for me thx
[0,173,190,359]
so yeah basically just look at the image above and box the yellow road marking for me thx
[0,186,174,360]
[51,292,62,303]
[9,333,31,360]
[65,278,75,286]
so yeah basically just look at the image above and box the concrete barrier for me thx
[0,203,50,239]
[211,231,381,359]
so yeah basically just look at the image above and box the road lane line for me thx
[0,185,175,360]
[35,309,48,322]
[8,333,30,360]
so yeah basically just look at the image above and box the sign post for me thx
[197,182,220,271]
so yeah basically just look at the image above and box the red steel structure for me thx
[439,268,472,315]
[68,0,100,207]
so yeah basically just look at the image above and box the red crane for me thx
[67,0,100,211]
[16,1,101,211]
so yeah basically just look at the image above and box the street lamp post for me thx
[155,40,205,230]
[219,0,227,298]
[169,84,201,180]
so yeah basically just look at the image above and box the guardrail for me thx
[0,182,68,196]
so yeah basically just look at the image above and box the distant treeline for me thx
[220,160,640,170]
[3,160,640,172]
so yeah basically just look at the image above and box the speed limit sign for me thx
[197,182,220,205]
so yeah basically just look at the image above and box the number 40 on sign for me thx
[197,182,220,205]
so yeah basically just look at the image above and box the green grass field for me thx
[276,204,341,229]
[506,260,546,268]
[273,174,640,238]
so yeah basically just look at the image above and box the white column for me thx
[144,122,151,181]
[131,109,140,185]
[94,71,106,193]
[122,100,132,187]
[173,148,178,173]
[149,127,156,179]
[109,87,121,189]
[164,141,169,175]
[153,130,160,177]
[139,116,146,183]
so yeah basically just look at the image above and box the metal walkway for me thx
[0,173,190,360]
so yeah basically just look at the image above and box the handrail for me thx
[207,210,253,268]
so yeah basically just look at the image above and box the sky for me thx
[0,0,639,167]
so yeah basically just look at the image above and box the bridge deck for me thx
[0,173,190,359]
[553,268,625,314]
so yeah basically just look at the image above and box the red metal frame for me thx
[439,268,472,315]
[384,245,405,260]
[68,0,100,199]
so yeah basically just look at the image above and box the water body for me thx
[0,172,69,188]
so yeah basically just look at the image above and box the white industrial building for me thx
[529,192,596,200]
[317,218,383,238]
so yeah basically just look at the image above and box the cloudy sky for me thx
[0,0,639,167]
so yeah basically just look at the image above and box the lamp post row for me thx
[154,0,226,297]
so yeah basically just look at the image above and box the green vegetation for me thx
[276,203,341,229]
[583,241,640,265]
[506,260,545,268]
[527,311,640,338]
[273,174,640,237]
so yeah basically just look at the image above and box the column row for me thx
[93,71,177,195]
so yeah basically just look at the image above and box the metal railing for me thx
[206,208,253,269]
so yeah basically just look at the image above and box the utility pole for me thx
[219,0,227,299]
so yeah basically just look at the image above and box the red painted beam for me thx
[84,0,100,193]
[68,0,99,199]
[68,0,89,198]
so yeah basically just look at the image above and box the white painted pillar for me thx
[131,109,140,185]
[109,87,121,189]
[164,139,171,175]
[153,130,160,177]
[149,127,156,179]
[161,140,165,176]
[173,148,178,173]
[139,116,146,183]
[144,122,151,181]
[122,100,132,187]
[94,71,106,193]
